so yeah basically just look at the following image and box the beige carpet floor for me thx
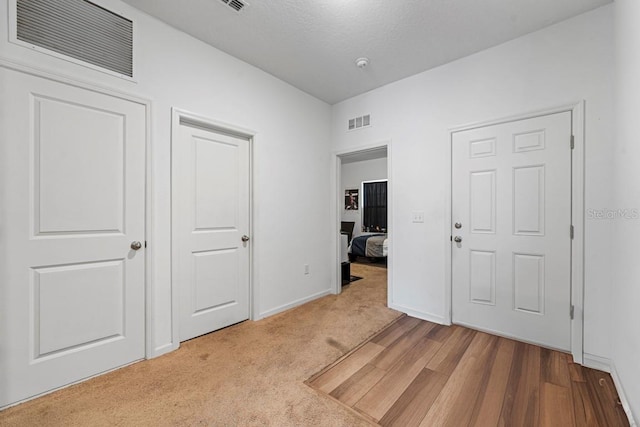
[1,263,400,426]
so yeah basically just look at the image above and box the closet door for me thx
[0,69,146,407]
[173,121,250,342]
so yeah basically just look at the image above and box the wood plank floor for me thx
[306,316,629,427]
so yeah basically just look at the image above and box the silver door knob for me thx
[454,222,462,229]
[241,235,250,242]
[130,241,142,250]
[453,236,462,243]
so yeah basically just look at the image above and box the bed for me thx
[348,234,388,260]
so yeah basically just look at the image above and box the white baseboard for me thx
[611,363,638,427]
[257,288,332,320]
[387,303,450,325]
[583,353,611,373]
[582,356,637,426]
[151,342,178,358]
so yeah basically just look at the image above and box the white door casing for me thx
[173,119,250,342]
[0,68,146,408]
[451,111,572,351]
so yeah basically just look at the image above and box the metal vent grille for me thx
[348,114,371,131]
[220,0,249,13]
[17,0,133,77]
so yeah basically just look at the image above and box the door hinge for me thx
[570,305,575,320]
[570,225,574,239]
[570,135,575,149]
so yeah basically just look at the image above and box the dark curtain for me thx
[362,181,387,232]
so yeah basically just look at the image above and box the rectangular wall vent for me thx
[16,0,133,77]
[348,114,371,131]
[220,0,249,12]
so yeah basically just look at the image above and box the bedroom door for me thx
[451,111,572,351]
[0,68,146,407]
[173,121,250,342]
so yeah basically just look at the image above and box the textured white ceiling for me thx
[122,0,611,104]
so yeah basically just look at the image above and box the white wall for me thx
[0,0,332,355]
[611,0,640,422]
[341,157,388,238]
[332,6,614,357]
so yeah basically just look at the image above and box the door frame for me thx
[331,141,392,300]
[0,57,154,359]
[170,108,256,347]
[445,102,585,363]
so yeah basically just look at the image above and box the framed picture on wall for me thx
[345,189,359,210]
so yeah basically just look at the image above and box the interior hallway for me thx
[1,261,625,426]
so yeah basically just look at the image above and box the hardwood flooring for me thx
[306,316,629,427]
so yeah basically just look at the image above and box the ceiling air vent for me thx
[348,114,371,131]
[220,0,249,13]
[16,0,133,77]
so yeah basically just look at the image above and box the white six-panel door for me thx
[0,69,146,407]
[173,122,250,342]
[451,112,572,351]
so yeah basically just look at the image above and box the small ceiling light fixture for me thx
[355,57,369,69]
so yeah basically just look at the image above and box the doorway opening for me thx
[334,144,391,305]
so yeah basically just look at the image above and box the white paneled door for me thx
[0,69,146,407]
[173,121,250,342]
[452,112,572,351]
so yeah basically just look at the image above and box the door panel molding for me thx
[170,108,255,348]
[446,102,585,363]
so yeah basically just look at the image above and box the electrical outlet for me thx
[412,211,425,223]
[304,264,310,275]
